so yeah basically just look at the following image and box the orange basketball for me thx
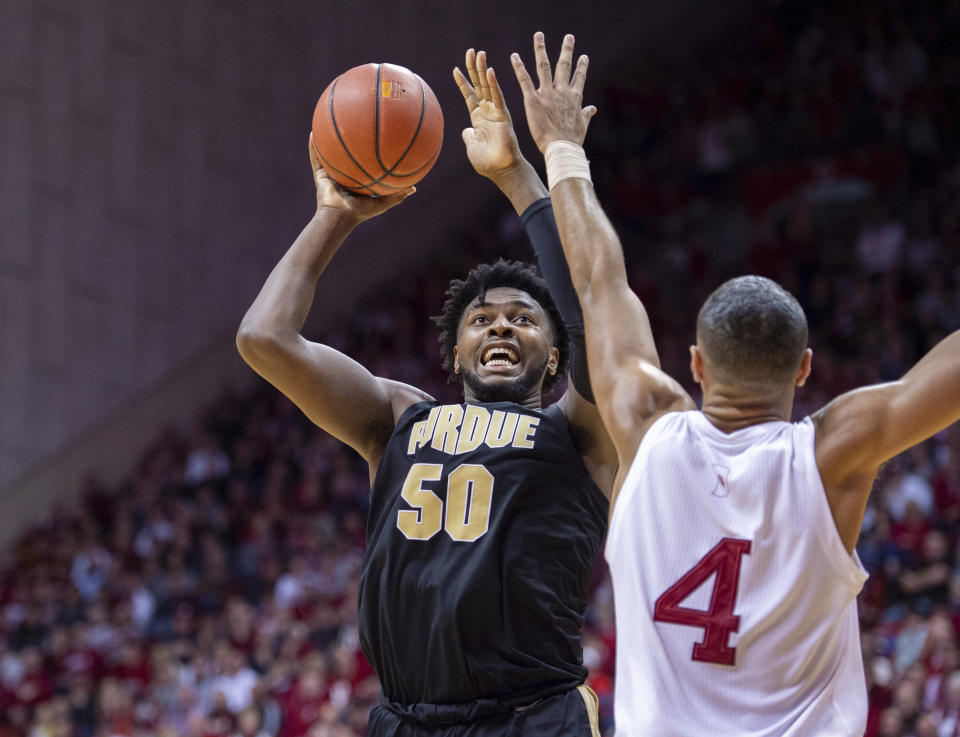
[312,63,443,196]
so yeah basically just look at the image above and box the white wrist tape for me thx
[544,140,591,190]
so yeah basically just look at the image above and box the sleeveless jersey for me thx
[359,400,608,717]
[606,411,868,737]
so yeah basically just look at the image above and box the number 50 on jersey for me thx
[397,463,494,542]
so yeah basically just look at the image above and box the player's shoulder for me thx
[363,381,435,470]
[635,408,699,443]
[379,379,435,425]
[601,364,697,461]
[621,361,697,413]
[639,411,808,453]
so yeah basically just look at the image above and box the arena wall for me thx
[0,0,744,542]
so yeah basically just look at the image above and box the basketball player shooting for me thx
[511,31,960,736]
[236,48,616,736]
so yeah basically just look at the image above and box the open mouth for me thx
[481,345,520,368]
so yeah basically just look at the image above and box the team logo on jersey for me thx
[711,464,731,497]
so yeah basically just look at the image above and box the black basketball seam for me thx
[316,149,379,197]
[317,146,414,195]
[334,142,441,194]
[362,81,435,186]
[355,143,440,190]
[377,141,441,178]
[328,76,379,184]
[324,68,437,194]
[377,73,427,176]
[374,64,386,173]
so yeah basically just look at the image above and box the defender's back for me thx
[606,411,868,736]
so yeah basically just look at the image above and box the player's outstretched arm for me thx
[455,45,617,494]
[511,32,694,472]
[236,135,427,467]
[815,329,960,552]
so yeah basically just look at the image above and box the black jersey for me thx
[358,400,608,717]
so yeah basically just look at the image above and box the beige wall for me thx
[0,0,742,535]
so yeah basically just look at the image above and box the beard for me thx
[460,356,550,404]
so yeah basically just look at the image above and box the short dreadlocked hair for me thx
[431,259,569,393]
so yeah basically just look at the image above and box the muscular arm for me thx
[519,190,618,494]
[237,139,427,467]
[511,33,694,477]
[551,179,695,467]
[455,48,617,494]
[815,329,960,552]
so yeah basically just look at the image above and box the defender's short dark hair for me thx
[432,259,569,392]
[696,276,808,387]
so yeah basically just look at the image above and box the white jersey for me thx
[605,411,868,737]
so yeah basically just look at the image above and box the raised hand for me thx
[453,48,523,182]
[511,32,596,153]
[308,133,414,225]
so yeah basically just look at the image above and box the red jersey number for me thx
[653,537,752,666]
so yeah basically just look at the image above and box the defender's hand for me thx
[308,133,414,226]
[454,48,524,181]
[511,32,596,153]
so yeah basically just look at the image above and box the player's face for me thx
[454,287,559,404]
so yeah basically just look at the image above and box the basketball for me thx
[312,63,443,197]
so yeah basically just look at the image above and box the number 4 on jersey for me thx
[653,538,751,666]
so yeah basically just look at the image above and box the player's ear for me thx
[547,346,559,375]
[795,348,813,387]
[453,347,461,374]
[690,345,704,384]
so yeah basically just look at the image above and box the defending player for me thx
[236,49,615,736]
[510,32,960,736]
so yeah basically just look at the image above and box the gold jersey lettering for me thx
[431,405,464,454]
[407,405,442,455]
[444,464,494,541]
[408,405,541,457]
[513,415,540,449]
[485,410,519,448]
[455,406,490,454]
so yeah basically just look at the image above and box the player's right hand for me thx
[511,32,597,153]
[454,48,524,182]
[308,133,414,225]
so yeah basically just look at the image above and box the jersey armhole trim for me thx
[605,412,678,563]
[546,403,611,515]
[368,399,437,498]
[394,399,437,427]
[802,417,869,592]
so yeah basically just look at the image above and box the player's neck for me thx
[700,385,795,433]
[461,387,542,410]
[515,395,542,410]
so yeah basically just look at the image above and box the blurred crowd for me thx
[3,0,960,735]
